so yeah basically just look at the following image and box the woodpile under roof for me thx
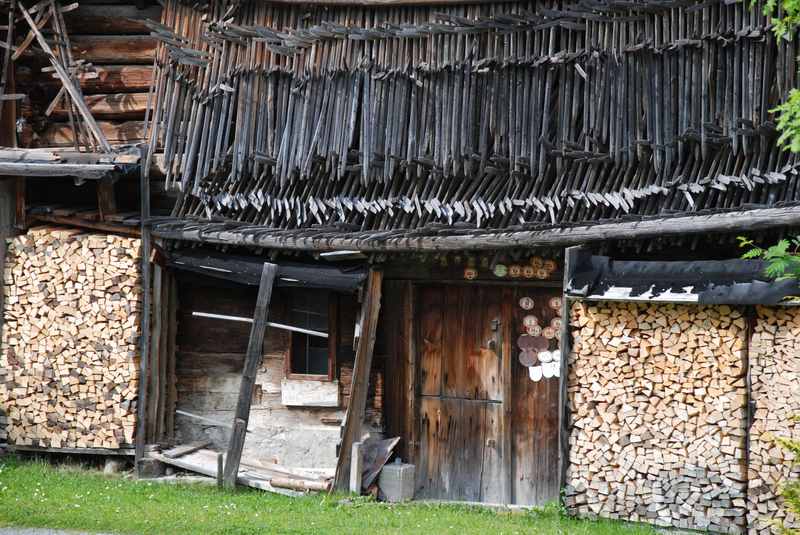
[145,0,799,237]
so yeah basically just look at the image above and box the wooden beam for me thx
[0,161,116,178]
[52,93,149,120]
[222,262,278,489]
[403,282,418,464]
[29,213,139,237]
[558,246,582,493]
[17,65,154,93]
[153,206,800,253]
[36,120,145,148]
[67,35,156,64]
[135,143,151,476]
[332,269,383,492]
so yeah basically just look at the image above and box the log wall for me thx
[0,226,141,449]
[16,2,159,148]
[748,307,800,534]
[174,275,384,474]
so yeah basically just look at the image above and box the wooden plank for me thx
[9,444,135,456]
[499,288,512,505]
[0,161,116,178]
[97,177,117,219]
[29,213,140,237]
[222,262,278,489]
[52,93,149,120]
[332,269,383,491]
[418,286,443,397]
[163,440,211,459]
[511,287,560,505]
[403,282,418,464]
[558,247,581,491]
[135,143,151,475]
[349,441,363,493]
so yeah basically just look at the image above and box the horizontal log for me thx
[17,65,154,94]
[63,5,162,35]
[51,93,148,120]
[152,206,800,252]
[0,161,117,178]
[36,120,145,148]
[29,213,141,237]
[69,35,156,64]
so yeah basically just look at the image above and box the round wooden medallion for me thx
[519,297,535,310]
[522,314,538,327]
[543,259,558,272]
[550,317,562,330]
[542,361,558,379]
[538,350,552,363]
[522,266,536,279]
[525,324,542,336]
[549,296,562,310]
[535,268,549,280]
[519,349,537,367]
[463,267,478,280]
[509,264,522,278]
[542,326,556,339]
[530,256,544,269]
[518,334,548,351]
[493,264,508,278]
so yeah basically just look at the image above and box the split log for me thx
[0,227,143,450]
[747,307,800,535]
[63,5,162,35]
[270,477,331,492]
[565,302,749,534]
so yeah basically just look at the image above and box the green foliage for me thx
[737,236,800,279]
[0,457,655,535]
[759,1,800,150]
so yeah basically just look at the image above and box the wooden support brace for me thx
[350,441,363,494]
[97,176,117,220]
[332,269,383,492]
[135,144,151,476]
[222,262,278,489]
[558,245,583,491]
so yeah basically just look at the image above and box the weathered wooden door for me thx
[415,285,559,505]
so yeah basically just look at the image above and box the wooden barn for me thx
[0,0,800,534]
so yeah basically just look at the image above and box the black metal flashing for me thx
[567,252,800,305]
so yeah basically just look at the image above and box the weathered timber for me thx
[36,121,145,148]
[222,262,278,489]
[332,269,383,492]
[17,65,154,93]
[52,93,149,120]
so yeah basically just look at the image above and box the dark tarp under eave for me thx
[567,251,800,305]
[165,248,367,292]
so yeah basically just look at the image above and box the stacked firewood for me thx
[0,227,141,449]
[748,307,800,534]
[565,302,748,534]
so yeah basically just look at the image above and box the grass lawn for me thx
[0,456,655,535]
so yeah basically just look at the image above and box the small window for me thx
[286,290,336,381]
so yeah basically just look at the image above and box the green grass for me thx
[0,456,655,535]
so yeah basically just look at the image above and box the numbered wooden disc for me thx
[543,259,558,272]
[525,324,542,336]
[542,326,556,339]
[538,350,552,363]
[519,349,538,366]
[493,264,508,278]
[522,266,536,279]
[535,268,549,280]
[509,264,522,278]
[530,256,544,269]
[549,296,562,310]
[550,317,562,330]
[522,314,538,327]
[542,361,558,378]
[519,297,535,310]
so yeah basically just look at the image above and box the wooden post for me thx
[135,144,151,476]
[222,262,278,489]
[403,282,418,464]
[332,269,383,492]
[558,246,582,491]
[349,441,363,494]
[217,452,224,489]
[499,300,512,504]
